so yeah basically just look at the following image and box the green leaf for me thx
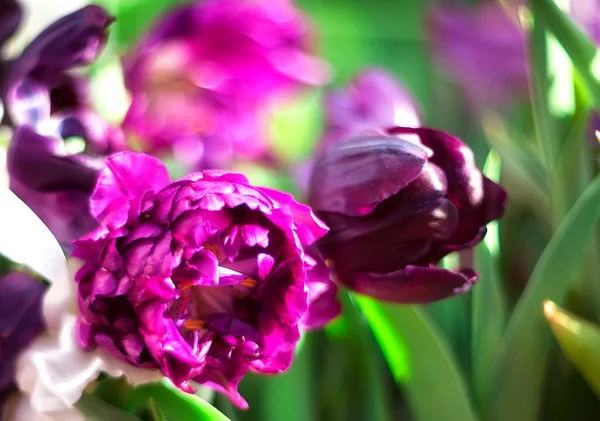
[133,380,231,421]
[356,297,478,421]
[75,393,143,421]
[471,243,506,410]
[471,149,507,410]
[490,173,600,420]
[528,0,600,107]
[544,301,600,399]
[261,334,314,421]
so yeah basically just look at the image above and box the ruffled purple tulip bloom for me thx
[0,272,45,403]
[73,152,331,408]
[122,0,329,169]
[308,127,507,303]
[427,2,528,106]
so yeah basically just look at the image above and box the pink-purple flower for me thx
[122,0,329,170]
[321,68,420,150]
[308,127,507,303]
[427,2,528,106]
[73,152,331,408]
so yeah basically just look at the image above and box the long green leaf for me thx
[356,297,478,421]
[134,380,231,421]
[528,0,600,106]
[75,394,143,421]
[490,173,600,420]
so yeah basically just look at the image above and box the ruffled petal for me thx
[90,152,171,226]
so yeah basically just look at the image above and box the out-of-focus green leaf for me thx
[490,173,600,421]
[269,91,324,162]
[133,380,231,421]
[528,0,600,106]
[356,297,478,421]
[261,334,314,421]
[544,300,600,399]
[75,393,143,421]
[471,150,506,410]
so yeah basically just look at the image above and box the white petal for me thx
[0,188,71,331]
[0,143,7,189]
[16,314,161,417]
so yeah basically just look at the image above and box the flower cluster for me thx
[0,0,510,419]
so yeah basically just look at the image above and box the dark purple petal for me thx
[309,135,429,216]
[0,0,21,47]
[0,272,45,394]
[9,5,113,87]
[344,265,477,304]
[388,127,507,252]
[8,126,98,193]
[5,78,51,127]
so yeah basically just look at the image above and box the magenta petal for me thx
[309,135,429,216]
[91,152,170,224]
[258,186,328,245]
[346,266,477,304]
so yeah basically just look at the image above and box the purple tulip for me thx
[7,122,124,245]
[0,272,45,401]
[427,2,528,106]
[3,5,113,127]
[308,127,507,303]
[72,152,330,408]
[322,68,420,150]
[122,0,329,169]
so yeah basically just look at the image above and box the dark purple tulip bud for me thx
[0,272,45,401]
[308,128,507,303]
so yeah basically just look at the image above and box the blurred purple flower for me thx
[427,2,528,106]
[571,0,600,44]
[308,127,507,303]
[322,68,420,150]
[73,152,331,408]
[0,272,45,402]
[122,0,329,170]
